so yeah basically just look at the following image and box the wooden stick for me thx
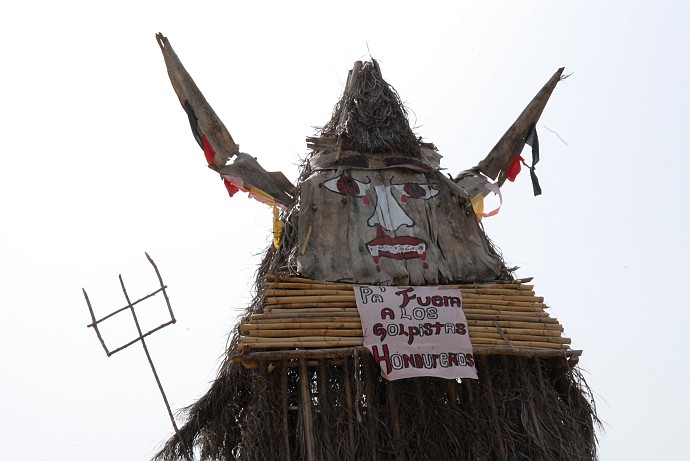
[469,332,571,344]
[248,314,360,321]
[245,329,364,337]
[469,326,564,336]
[469,320,563,330]
[266,289,357,297]
[266,301,357,308]
[281,360,291,461]
[464,303,547,312]
[241,336,365,344]
[481,364,508,459]
[242,325,567,340]
[473,347,581,358]
[298,360,315,461]
[462,292,542,301]
[465,313,559,323]
[264,307,360,314]
[266,287,540,298]
[266,276,535,291]
[267,295,357,305]
[248,313,562,329]
[266,275,352,286]
[386,381,405,461]
[240,335,568,350]
[265,294,545,305]
[264,301,548,311]
[268,282,354,290]
[232,346,580,363]
[462,308,549,316]
[241,331,569,345]
[470,339,568,349]
[241,342,363,349]
[260,309,555,322]
[241,322,362,330]
[342,355,357,459]
[232,346,363,361]
[254,311,360,318]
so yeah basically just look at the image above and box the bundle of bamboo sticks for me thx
[239,275,571,354]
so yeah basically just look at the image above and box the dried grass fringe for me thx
[154,352,599,461]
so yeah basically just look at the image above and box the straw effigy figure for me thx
[153,33,598,461]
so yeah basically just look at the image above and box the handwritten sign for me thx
[354,285,478,381]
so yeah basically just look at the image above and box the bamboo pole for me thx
[460,308,549,317]
[241,340,364,349]
[242,324,568,341]
[468,333,571,344]
[267,295,357,304]
[234,346,583,362]
[471,326,563,336]
[266,287,540,298]
[466,314,559,323]
[470,339,568,349]
[247,314,562,328]
[264,294,545,306]
[241,322,363,330]
[233,346,581,365]
[469,320,563,330]
[241,332,569,346]
[251,312,361,319]
[266,289,357,297]
[263,307,360,314]
[472,346,581,358]
[245,329,364,337]
[243,322,563,333]
[264,301,548,311]
[241,336,365,344]
[249,313,361,320]
[240,332,569,343]
[240,337,570,346]
[266,278,535,291]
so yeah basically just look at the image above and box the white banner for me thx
[354,285,478,381]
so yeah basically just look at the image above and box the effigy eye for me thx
[393,183,439,202]
[324,174,370,198]
[403,183,427,198]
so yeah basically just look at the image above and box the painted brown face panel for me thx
[323,176,439,271]
[297,169,503,285]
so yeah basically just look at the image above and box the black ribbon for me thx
[524,123,542,196]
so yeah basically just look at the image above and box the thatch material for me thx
[156,351,597,461]
[321,60,421,157]
[154,54,598,461]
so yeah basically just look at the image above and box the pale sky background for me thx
[2,1,689,460]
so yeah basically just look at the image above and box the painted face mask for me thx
[322,174,439,270]
[296,168,503,285]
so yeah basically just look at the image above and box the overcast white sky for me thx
[2,1,689,460]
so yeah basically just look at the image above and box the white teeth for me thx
[367,242,426,257]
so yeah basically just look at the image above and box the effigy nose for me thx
[367,185,414,231]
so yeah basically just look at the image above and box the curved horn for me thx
[156,34,294,207]
[476,67,565,189]
[156,33,239,168]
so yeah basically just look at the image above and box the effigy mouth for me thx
[367,235,427,261]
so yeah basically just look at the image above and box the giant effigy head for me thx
[152,34,599,461]
[156,34,564,287]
